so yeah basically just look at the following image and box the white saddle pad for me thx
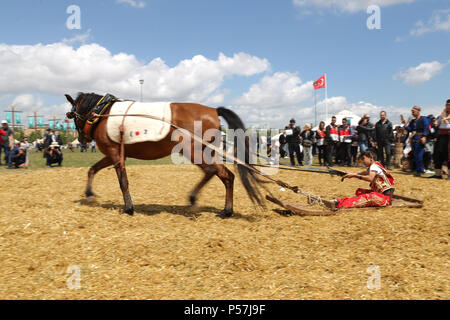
[106,101,172,144]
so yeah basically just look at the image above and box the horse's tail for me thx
[217,107,265,208]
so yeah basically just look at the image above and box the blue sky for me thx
[0,0,449,128]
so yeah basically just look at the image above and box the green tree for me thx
[28,131,43,142]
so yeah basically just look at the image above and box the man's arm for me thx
[344,169,376,182]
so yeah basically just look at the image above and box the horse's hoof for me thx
[218,209,233,219]
[85,189,95,198]
[123,208,134,216]
[189,194,197,206]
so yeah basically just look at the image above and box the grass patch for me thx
[0,149,174,171]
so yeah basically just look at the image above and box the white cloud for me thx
[227,72,314,128]
[233,72,313,108]
[10,94,71,121]
[0,42,270,104]
[394,61,447,86]
[410,9,450,36]
[12,94,43,109]
[116,0,147,9]
[293,0,415,13]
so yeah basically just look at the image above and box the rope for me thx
[93,113,328,208]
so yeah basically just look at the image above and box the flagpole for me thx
[314,89,317,127]
[325,73,328,122]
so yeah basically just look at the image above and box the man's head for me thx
[342,118,347,126]
[446,99,450,112]
[361,150,377,167]
[289,119,296,128]
[1,120,8,128]
[412,106,421,118]
[363,114,371,123]
[331,116,336,125]
[380,111,387,121]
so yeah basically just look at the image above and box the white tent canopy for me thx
[71,139,80,146]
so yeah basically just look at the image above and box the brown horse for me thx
[64,92,265,218]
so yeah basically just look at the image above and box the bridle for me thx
[66,98,90,138]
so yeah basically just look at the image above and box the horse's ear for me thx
[65,94,76,106]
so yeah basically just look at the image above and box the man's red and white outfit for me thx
[337,162,395,209]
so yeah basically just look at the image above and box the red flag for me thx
[313,75,326,90]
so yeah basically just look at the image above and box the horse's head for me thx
[65,92,103,144]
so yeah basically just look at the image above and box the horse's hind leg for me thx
[215,164,235,218]
[86,156,113,199]
[189,164,218,206]
[114,164,134,215]
[190,163,235,217]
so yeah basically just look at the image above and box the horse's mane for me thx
[74,92,104,114]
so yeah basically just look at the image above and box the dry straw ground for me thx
[0,164,448,299]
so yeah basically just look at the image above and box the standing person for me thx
[325,116,339,167]
[338,118,352,166]
[279,130,287,158]
[423,115,437,172]
[402,106,430,177]
[0,126,5,166]
[43,128,51,148]
[351,125,359,166]
[374,111,394,169]
[90,140,97,152]
[301,123,314,166]
[286,119,303,166]
[1,120,14,168]
[357,116,375,162]
[429,100,450,179]
[315,121,327,166]
[364,114,376,149]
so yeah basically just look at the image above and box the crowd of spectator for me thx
[273,99,450,180]
[0,125,98,169]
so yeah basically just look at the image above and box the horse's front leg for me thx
[86,156,113,199]
[114,164,134,215]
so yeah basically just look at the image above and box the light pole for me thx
[139,79,144,102]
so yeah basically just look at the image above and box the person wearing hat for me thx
[286,118,303,166]
[1,120,13,167]
[402,106,430,177]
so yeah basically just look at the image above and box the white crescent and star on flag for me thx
[313,75,326,89]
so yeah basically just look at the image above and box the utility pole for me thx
[140,79,144,102]
[29,111,43,130]
[50,115,62,131]
[4,105,23,132]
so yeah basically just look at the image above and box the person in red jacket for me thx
[0,127,6,166]
[323,150,395,210]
